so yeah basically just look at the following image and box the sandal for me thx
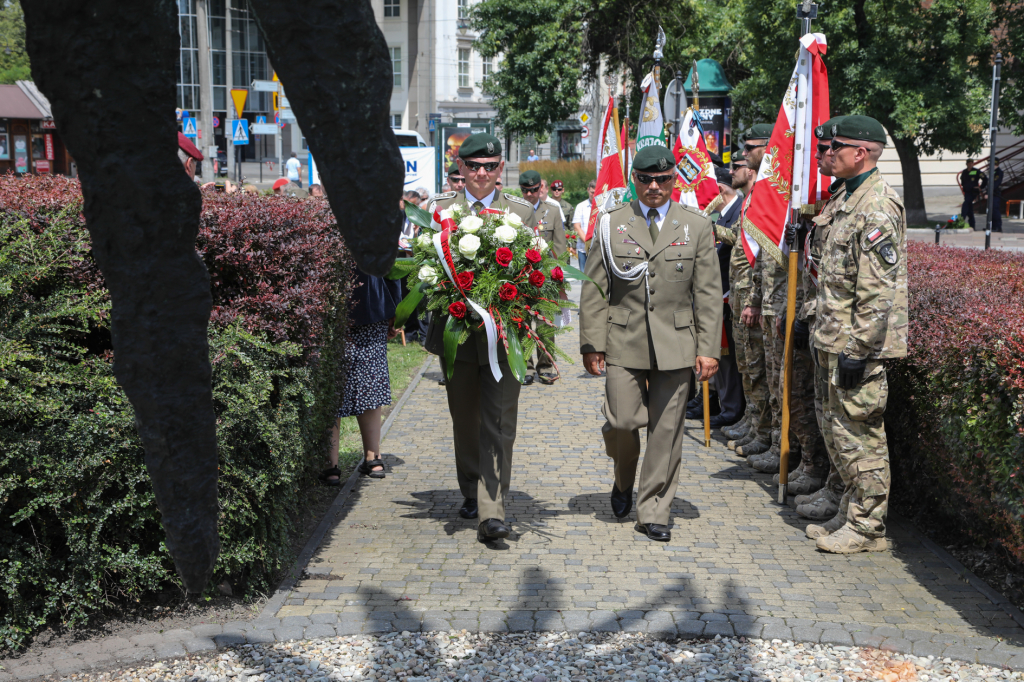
[358,458,386,479]
[318,466,342,487]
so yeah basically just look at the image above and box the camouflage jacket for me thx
[756,253,789,317]
[728,192,758,314]
[812,170,908,360]
[798,181,845,322]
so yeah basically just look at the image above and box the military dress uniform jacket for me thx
[534,197,569,258]
[424,189,536,364]
[579,200,723,370]
[812,170,908,361]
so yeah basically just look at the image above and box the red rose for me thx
[495,247,514,267]
[551,266,565,282]
[529,270,546,287]
[448,301,467,319]
[498,283,518,301]
[456,271,475,290]
[525,249,542,264]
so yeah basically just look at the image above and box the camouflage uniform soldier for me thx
[794,118,848,520]
[725,125,774,456]
[805,116,908,553]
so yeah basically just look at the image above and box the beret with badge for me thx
[831,115,886,145]
[631,144,676,173]
[814,116,845,140]
[743,123,774,141]
[519,169,541,186]
[458,133,503,158]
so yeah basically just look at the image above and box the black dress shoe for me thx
[686,406,703,420]
[610,485,632,519]
[634,522,671,542]
[709,414,740,429]
[686,396,701,411]
[523,374,535,386]
[459,497,478,519]
[477,518,510,542]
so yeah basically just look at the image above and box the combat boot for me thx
[796,486,841,520]
[728,429,759,451]
[754,447,800,474]
[805,512,845,539]
[722,413,751,441]
[816,524,888,554]
[786,470,825,496]
[736,437,770,457]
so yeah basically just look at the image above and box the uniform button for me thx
[649,304,655,311]
[650,272,656,278]
[649,289,655,294]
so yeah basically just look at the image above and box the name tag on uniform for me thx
[623,238,638,245]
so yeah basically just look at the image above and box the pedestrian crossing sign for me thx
[182,117,197,138]
[231,119,250,145]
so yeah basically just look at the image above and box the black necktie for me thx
[472,201,484,216]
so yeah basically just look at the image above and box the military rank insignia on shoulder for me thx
[434,190,457,201]
[504,192,531,207]
[876,240,898,266]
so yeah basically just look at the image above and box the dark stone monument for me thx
[22,0,402,593]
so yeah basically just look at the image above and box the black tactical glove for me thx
[837,352,867,389]
[784,222,798,247]
[793,318,810,350]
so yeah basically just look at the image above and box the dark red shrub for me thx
[889,242,1024,563]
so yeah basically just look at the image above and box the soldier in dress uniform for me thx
[424,133,537,543]
[793,117,848,522]
[805,116,908,553]
[551,179,575,224]
[446,162,467,195]
[579,144,723,542]
[520,170,568,384]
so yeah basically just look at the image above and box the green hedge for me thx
[0,176,353,652]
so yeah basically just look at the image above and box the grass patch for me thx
[337,338,429,470]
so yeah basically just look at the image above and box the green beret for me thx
[832,115,886,144]
[459,133,502,159]
[447,163,460,175]
[814,116,845,140]
[732,148,746,163]
[519,170,541,187]
[743,123,774,140]
[632,144,676,173]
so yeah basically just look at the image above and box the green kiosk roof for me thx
[683,59,733,95]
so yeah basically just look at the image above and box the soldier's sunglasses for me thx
[743,142,766,152]
[634,172,674,185]
[521,184,542,193]
[829,139,864,153]
[464,160,501,172]
[448,175,466,183]
[816,143,832,155]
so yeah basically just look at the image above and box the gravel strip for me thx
[47,631,1024,682]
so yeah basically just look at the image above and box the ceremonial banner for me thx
[671,108,724,214]
[624,71,665,202]
[589,96,627,240]
[741,33,830,266]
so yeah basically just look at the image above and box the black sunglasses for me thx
[743,143,766,152]
[816,143,831,155]
[634,172,674,185]
[448,175,466,183]
[464,160,501,172]
[521,183,542,193]
[830,139,863,153]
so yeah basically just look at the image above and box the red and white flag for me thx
[587,96,627,241]
[741,33,831,266]
[671,108,724,214]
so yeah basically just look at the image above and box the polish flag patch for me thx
[867,228,883,243]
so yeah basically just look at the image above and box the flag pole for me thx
[780,1,817,503]
[685,60,713,448]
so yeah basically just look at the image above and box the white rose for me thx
[416,233,433,249]
[457,233,481,259]
[503,211,523,227]
[533,236,549,252]
[418,265,438,284]
[493,223,518,243]
[459,215,483,233]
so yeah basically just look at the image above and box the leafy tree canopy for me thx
[0,1,30,85]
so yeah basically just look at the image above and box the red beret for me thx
[272,178,290,190]
[177,132,204,161]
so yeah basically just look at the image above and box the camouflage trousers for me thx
[789,343,828,474]
[761,314,782,436]
[734,313,770,438]
[815,348,891,538]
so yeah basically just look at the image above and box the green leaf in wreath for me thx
[405,201,434,229]
[444,315,462,380]
[386,257,419,280]
[504,325,528,384]
[560,263,606,299]
[394,281,426,327]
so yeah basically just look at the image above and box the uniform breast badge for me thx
[624,261,633,269]
[676,263,685,272]
[617,226,628,234]
[684,226,690,243]
[623,238,638,244]
[635,247,641,255]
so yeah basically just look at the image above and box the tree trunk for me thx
[891,135,929,225]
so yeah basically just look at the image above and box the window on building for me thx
[390,47,402,88]
[384,0,400,17]
[482,56,493,78]
[457,0,468,19]
[390,114,402,129]
[458,48,470,88]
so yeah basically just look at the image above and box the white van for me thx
[393,128,428,148]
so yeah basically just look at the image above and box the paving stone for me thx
[212,631,247,647]
[852,632,885,648]
[791,627,822,643]
[676,620,706,638]
[310,613,339,624]
[943,645,981,664]
[912,641,945,658]
[153,641,188,658]
[1006,654,1024,671]
[128,632,166,647]
[761,624,793,641]
[245,630,277,644]
[280,615,312,628]
[272,626,305,641]
[335,621,364,636]
[820,630,853,646]
[976,649,1012,667]
[189,624,223,638]
[304,624,337,639]
[880,638,913,654]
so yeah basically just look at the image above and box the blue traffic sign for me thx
[182,117,197,138]
[256,115,267,124]
[231,119,250,145]
[428,119,437,132]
